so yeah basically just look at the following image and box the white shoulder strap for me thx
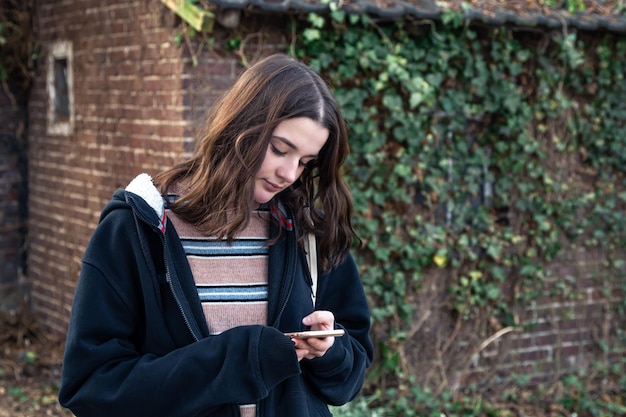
[304,233,318,305]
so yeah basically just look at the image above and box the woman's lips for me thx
[264,179,281,192]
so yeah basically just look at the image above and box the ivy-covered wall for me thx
[292,7,625,414]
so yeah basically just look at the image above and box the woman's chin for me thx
[254,194,274,205]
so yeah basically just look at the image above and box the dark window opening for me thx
[53,58,69,122]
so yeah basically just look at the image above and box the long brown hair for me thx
[154,54,357,272]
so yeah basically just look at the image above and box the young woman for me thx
[59,54,373,417]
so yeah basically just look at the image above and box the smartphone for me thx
[284,329,345,339]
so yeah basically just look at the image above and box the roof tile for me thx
[203,0,626,33]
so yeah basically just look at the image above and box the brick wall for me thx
[466,244,624,385]
[27,0,228,335]
[403,242,624,390]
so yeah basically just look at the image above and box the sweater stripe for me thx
[180,239,269,257]
[197,285,268,302]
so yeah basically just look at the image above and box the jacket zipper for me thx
[163,233,200,342]
[272,278,294,328]
[271,228,298,328]
[129,199,200,342]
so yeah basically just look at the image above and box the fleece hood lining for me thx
[125,173,165,219]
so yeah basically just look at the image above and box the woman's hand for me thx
[292,310,336,361]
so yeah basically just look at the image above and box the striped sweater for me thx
[166,206,270,417]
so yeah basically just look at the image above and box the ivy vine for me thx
[293,4,625,414]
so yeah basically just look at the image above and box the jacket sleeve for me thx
[301,253,374,405]
[59,207,301,417]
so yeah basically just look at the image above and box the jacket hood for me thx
[124,173,167,234]
[125,173,164,218]
[100,173,167,234]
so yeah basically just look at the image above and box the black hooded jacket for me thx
[59,175,373,417]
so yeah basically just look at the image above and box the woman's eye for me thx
[271,145,286,156]
[300,159,316,168]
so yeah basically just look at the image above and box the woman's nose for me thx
[277,159,300,184]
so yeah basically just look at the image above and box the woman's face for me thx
[254,117,329,205]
